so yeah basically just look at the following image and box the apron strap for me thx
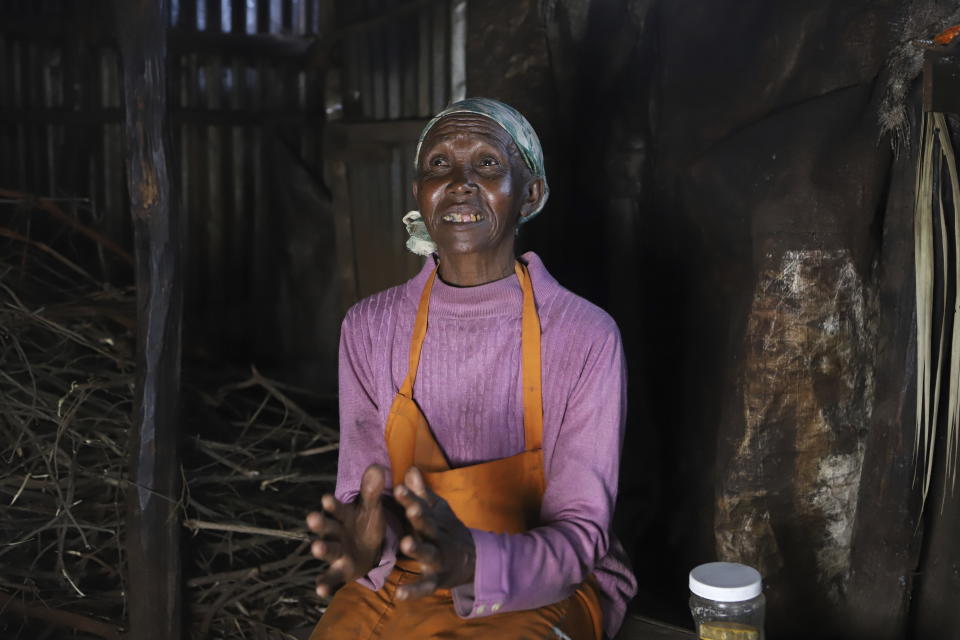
[515,262,543,452]
[400,260,543,453]
[399,268,438,398]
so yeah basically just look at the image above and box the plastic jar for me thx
[689,562,765,640]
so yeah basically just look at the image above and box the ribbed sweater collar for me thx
[403,251,558,319]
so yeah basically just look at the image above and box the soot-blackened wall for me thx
[465,0,960,637]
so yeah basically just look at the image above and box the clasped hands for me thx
[306,464,476,600]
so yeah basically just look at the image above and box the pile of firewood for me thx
[0,196,336,639]
[180,366,336,639]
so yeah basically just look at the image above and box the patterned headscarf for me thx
[403,98,549,256]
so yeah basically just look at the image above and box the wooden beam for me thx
[113,1,183,640]
[0,13,112,42]
[169,31,313,58]
[301,0,442,70]
[326,118,430,145]
[0,107,124,125]
[844,105,924,639]
[0,106,323,126]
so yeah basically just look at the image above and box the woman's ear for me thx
[519,177,545,220]
[411,180,419,202]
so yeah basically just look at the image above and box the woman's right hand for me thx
[306,464,387,597]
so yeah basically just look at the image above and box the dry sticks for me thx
[180,371,336,639]
[0,251,135,639]
[0,201,336,639]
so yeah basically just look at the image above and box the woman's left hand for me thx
[393,466,476,600]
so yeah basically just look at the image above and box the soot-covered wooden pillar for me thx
[115,1,183,639]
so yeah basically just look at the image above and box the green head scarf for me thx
[402,98,549,256]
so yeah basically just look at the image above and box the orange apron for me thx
[311,262,603,640]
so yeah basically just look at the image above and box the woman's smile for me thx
[441,203,487,224]
[412,110,544,286]
[441,212,486,223]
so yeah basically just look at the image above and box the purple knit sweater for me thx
[334,252,637,637]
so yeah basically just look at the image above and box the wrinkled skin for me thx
[413,113,544,286]
[392,467,478,600]
[307,113,544,599]
[306,465,387,598]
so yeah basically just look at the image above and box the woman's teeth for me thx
[442,212,484,223]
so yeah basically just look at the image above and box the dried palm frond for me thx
[937,113,960,500]
[914,111,960,516]
[915,111,937,510]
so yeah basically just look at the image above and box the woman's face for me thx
[414,114,541,263]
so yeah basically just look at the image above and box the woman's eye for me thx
[480,157,500,167]
[429,156,448,167]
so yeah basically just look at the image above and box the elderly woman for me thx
[306,98,636,640]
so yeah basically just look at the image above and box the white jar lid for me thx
[689,562,762,602]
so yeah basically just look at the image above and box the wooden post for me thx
[844,103,924,639]
[114,1,183,639]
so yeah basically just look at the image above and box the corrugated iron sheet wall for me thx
[167,0,327,353]
[329,0,465,303]
[0,0,463,374]
[0,3,129,255]
[336,0,458,120]
[0,0,326,355]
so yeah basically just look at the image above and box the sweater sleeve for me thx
[334,305,400,590]
[451,321,626,617]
